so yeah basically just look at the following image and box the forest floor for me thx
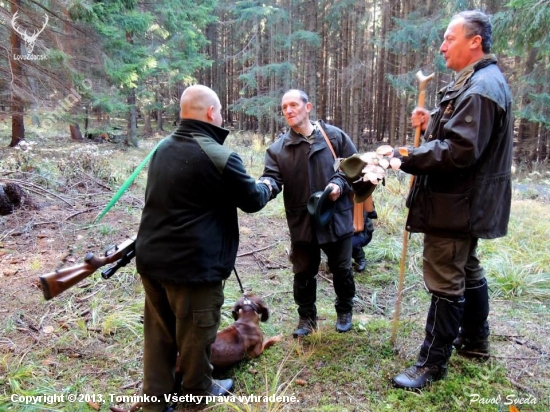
[1,133,550,412]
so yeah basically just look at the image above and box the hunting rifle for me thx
[39,237,136,300]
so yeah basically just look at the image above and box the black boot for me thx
[293,272,317,337]
[209,379,234,396]
[392,364,448,390]
[336,311,352,333]
[293,316,317,338]
[333,267,355,329]
[393,294,464,390]
[352,245,366,272]
[453,278,490,358]
[354,258,366,272]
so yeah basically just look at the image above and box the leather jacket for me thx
[399,56,513,239]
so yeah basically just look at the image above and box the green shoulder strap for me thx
[93,137,166,224]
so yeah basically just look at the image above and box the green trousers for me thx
[422,235,485,296]
[140,275,224,412]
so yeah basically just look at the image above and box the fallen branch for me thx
[79,169,112,191]
[120,380,141,390]
[237,242,278,257]
[77,285,107,302]
[34,221,61,227]
[265,263,289,269]
[0,228,16,241]
[0,220,60,241]
[504,336,549,356]
[66,207,100,221]
[344,391,370,411]
[509,378,535,395]
[489,355,547,360]
[318,272,333,285]
[494,333,524,339]
[262,290,293,299]
[2,220,62,239]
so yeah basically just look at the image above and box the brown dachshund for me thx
[210,294,282,369]
[109,295,281,412]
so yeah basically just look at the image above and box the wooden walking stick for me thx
[390,70,435,347]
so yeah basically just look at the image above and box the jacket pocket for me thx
[427,189,471,233]
[285,207,312,243]
[332,208,353,237]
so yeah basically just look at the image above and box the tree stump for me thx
[0,183,38,215]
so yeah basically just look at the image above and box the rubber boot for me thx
[453,278,490,357]
[393,294,464,389]
[332,264,355,333]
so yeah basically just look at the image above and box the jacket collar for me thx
[177,119,230,145]
[448,54,498,91]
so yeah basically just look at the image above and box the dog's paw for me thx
[263,334,283,350]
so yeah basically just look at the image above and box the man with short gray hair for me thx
[259,89,359,337]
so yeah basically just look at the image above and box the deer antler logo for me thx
[11,11,49,55]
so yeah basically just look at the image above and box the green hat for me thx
[339,154,377,203]
[339,154,367,181]
[307,187,335,226]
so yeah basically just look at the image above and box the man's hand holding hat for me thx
[326,182,341,201]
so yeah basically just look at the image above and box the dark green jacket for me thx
[136,120,270,284]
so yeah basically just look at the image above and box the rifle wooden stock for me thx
[39,238,135,300]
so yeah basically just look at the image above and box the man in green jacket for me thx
[135,85,271,411]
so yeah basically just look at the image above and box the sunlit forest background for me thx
[1,0,548,164]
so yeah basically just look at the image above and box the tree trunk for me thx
[126,30,138,147]
[155,83,164,133]
[127,89,138,147]
[517,49,538,160]
[69,124,83,140]
[63,6,83,142]
[144,113,152,134]
[9,0,25,147]
[84,106,90,135]
[317,2,327,122]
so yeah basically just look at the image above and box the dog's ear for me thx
[231,304,241,321]
[258,299,269,322]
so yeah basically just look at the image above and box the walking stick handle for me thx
[413,71,435,148]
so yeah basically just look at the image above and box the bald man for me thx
[179,84,224,126]
[135,85,271,411]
